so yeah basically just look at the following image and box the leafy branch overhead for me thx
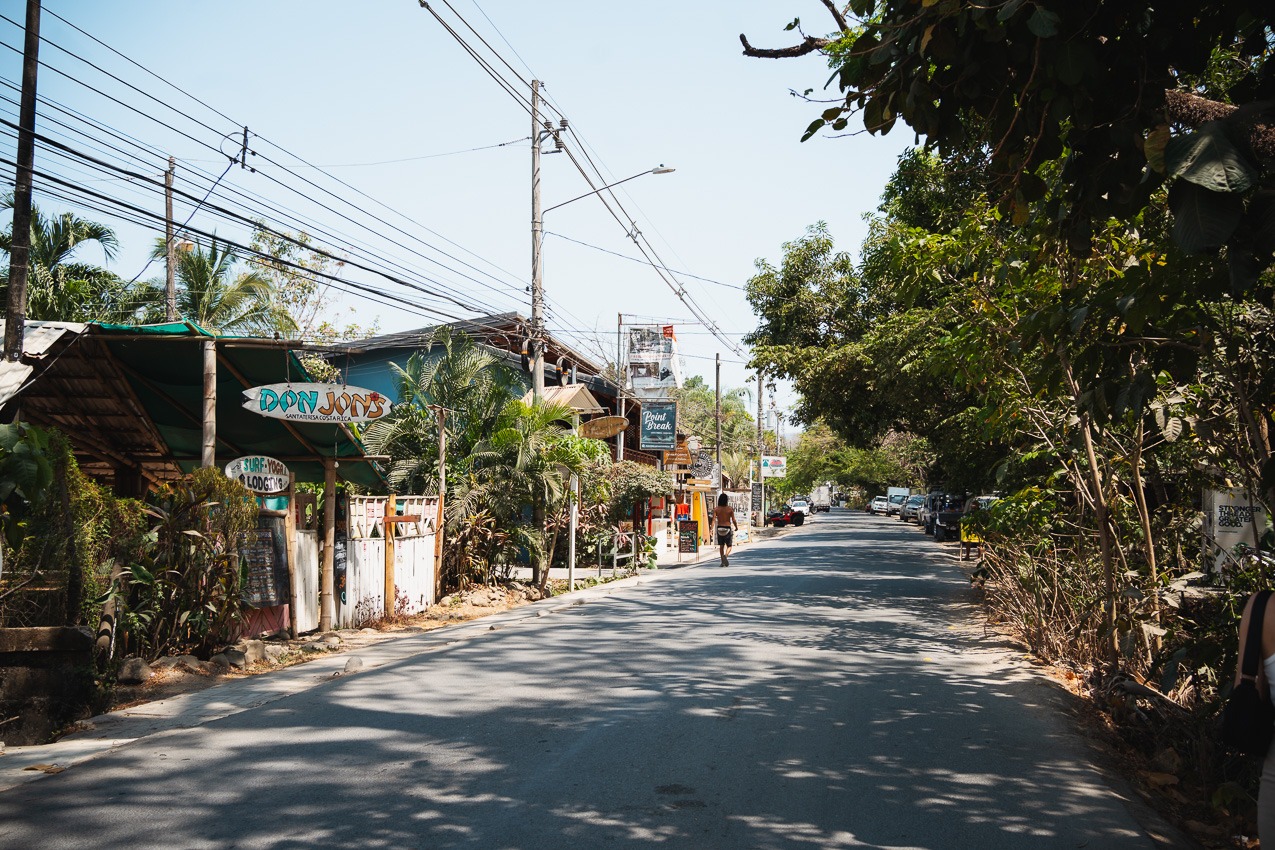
[741,2,1275,281]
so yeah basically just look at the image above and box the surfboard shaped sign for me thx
[242,383,393,424]
[225,455,291,494]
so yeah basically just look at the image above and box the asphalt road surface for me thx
[0,509,1189,849]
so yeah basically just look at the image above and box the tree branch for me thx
[740,33,833,59]
[819,0,850,32]
[1164,90,1275,158]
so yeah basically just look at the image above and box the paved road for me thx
[0,509,1189,849]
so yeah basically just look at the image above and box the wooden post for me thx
[384,493,397,618]
[434,408,446,602]
[320,456,336,632]
[284,473,299,639]
[201,338,216,468]
[3,0,41,363]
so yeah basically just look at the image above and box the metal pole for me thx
[568,412,578,590]
[756,371,764,521]
[530,80,545,401]
[4,0,42,362]
[165,156,178,321]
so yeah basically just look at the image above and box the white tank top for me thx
[1264,654,1275,704]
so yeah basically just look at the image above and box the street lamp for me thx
[530,157,674,401]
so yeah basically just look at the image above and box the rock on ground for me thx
[118,658,152,685]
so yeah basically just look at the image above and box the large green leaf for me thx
[1168,181,1243,253]
[1164,123,1258,193]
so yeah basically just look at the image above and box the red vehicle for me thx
[767,504,805,528]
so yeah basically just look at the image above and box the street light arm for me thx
[543,167,675,214]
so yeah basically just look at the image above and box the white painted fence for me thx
[337,495,439,628]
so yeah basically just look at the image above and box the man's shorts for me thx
[716,526,733,546]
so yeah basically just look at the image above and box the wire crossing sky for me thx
[0,0,910,419]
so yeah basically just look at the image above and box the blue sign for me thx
[640,401,677,451]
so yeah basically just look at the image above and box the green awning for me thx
[4,321,386,490]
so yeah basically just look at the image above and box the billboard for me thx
[640,401,678,451]
[761,455,787,478]
[627,324,683,400]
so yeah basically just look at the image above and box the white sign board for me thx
[1203,487,1269,573]
[626,325,683,401]
[242,383,392,424]
[225,455,291,494]
[761,455,787,478]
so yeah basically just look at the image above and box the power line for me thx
[544,231,746,290]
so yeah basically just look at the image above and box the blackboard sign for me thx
[243,516,289,608]
[333,531,348,606]
[678,519,699,554]
[751,482,763,512]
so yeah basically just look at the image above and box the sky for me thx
[0,0,910,431]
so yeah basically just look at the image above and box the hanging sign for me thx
[242,383,392,424]
[225,455,291,494]
[664,438,693,467]
[579,415,629,439]
[640,401,677,451]
[761,455,787,478]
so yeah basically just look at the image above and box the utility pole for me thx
[164,156,178,322]
[4,0,42,362]
[434,406,447,600]
[756,371,765,521]
[715,352,722,493]
[529,79,545,402]
[616,312,624,462]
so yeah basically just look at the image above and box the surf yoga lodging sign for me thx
[225,455,291,494]
[242,383,393,424]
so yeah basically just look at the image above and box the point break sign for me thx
[225,455,290,494]
[242,383,392,424]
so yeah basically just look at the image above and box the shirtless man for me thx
[714,493,739,567]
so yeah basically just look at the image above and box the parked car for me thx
[767,504,805,528]
[790,499,811,516]
[885,492,908,515]
[919,491,945,534]
[933,494,968,542]
[899,494,925,522]
[868,495,890,514]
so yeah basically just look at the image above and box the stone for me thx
[343,656,364,673]
[470,596,492,607]
[151,656,180,670]
[209,653,232,668]
[440,595,454,606]
[174,654,200,669]
[319,631,342,641]
[301,643,327,654]
[321,634,343,647]
[263,644,287,661]
[232,640,266,665]
[117,657,152,685]
[222,649,248,669]
[360,627,377,634]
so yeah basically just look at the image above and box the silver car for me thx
[899,494,925,522]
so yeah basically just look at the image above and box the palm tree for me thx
[0,200,138,323]
[362,327,525,493]
[145,237,296,336]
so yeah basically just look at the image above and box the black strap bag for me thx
[1222,590,1275,758]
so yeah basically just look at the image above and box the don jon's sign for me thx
[225,455,291,495]
[640,401,677,451]
[242,383,392,424]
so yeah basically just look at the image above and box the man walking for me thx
[714,493,739,567]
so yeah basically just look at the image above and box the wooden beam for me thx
[320,456,336,632]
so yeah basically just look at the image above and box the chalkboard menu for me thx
[333,531,348,606]
[243,516,289,608]
[751,482,763,513]
[678,519,699,554]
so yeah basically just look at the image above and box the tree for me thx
[742,2,1275,273]
[144,237,296,336]
[669,375,757,456]
[0,201,137,323]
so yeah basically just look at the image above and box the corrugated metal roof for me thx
[0,321,89,407]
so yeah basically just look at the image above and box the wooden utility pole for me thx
[319,456,336,632]
[529,80,545,401]
[164,156,178,321]
[4,0,42,362]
